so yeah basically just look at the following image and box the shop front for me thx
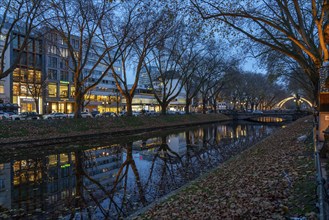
[46,100,74,113]
[14,96,43,113]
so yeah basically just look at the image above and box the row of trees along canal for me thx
[0,0,318,116]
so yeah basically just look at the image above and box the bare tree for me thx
[146,20,197,115]
[26,74,47,114]
[0,0,47,79]
[198,55,225,113]
[107,0,172,116]
[45,0,127,118]
[191,0,328,103]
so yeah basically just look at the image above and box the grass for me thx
[0,114,230,141]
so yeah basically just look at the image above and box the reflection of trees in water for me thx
[67,143,147,219]
[143,124,272,202]
[4,123,274,219]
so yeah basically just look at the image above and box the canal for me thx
[0,121,283,219]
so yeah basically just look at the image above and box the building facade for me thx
[11,33,44,113]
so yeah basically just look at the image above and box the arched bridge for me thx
[275,96,313,109]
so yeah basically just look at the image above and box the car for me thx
[67,112,93,118]
[96,112,117,118]
[252,110,263,114]
[145,110,158,116]
[91,110,100,117]
[43,112,68,119]
[81,112,93,118]
[166,110,177,115]
[0,112,10,120]
[10,112,41,120]
[118,111,127,116]
[132,111,141,116]
[177,111,186,115]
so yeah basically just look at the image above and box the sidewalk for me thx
[132,116,317,219]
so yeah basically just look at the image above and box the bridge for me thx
[222,111,310,122]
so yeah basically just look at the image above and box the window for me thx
[28,40,34,53]
[35,40,42,53]
[60,84,68,98]
[36,55,42,68]
[48,83,57,97]
[0,179,5,190]
[60,48,68,57]
[0,81,4,94]
[13,35,18,49]
[48,57,57,68]
[60,153,68,164]
[48,69,57,80]
[48,45,57,54]
[48,155,58,166]
[28,54,34,66]
[70,86,75,97]
[13,83,19,95]
[72,39,79,49]
[60,71,69,81]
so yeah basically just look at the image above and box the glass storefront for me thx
[48,102,74,113]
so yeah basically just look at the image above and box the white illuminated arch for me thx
[276,96,313,108]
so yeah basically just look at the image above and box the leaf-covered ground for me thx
[134,116,317,219]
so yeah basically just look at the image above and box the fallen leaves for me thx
[136,116,317,219]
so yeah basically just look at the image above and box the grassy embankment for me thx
[0,114,230,142]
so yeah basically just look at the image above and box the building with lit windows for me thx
[44,32,76,114]
[0,32,11,104]
[44,32,123,114]
[12,33,44,113]
[82,53,122,114]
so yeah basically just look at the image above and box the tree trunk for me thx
[74,150,85,211]
[185,98,191,114]
[34,98,39,114]
[161,102,169,115]
[202,97,207,114]
[125,96,133,116]
[74,92,83,118]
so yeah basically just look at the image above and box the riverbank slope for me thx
[0,114,230,144]
[133,116,317,219]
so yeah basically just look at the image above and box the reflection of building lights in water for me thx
[256,117,284,123]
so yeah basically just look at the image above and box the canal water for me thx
[0,121,282,219]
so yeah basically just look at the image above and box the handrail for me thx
[314,119,329,220]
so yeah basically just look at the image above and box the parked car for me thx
[10,112,41,120]
[81,112,93,118]
[91,110,100,117]
[177,111,186,115]
[118,111,127,116]
[43,112,68,119]
[0,112,10,120]
[96,112,117,118]
[166,110,177,115]
[252,110,263,114]
[132,111,140,116]
[67,112,93,118]
[145,110,158,116]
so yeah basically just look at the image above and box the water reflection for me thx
[251,117,285,123]
[0,122,277,219]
